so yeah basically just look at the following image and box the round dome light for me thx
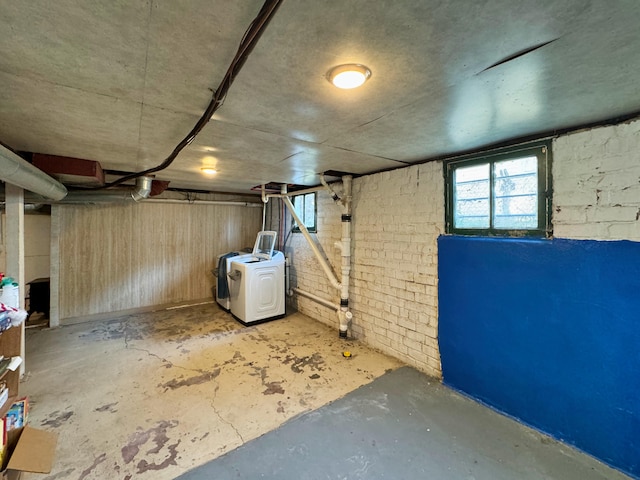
[201,167,217,175]
[327,64,371,89]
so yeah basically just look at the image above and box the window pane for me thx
[303,193,315,228]
[293,196,303,225]
[292,193,316,231]
[454,163,490,228]
[493,156,538,229]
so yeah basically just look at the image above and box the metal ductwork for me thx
[0,144,67,201]
[25,176,154,204]
[129,176,152,202]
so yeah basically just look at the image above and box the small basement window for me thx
[445,142,551,236]
[292,192,317,233]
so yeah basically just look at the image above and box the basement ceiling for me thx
[1,1,639,193]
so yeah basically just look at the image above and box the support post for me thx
[5,184,25,375]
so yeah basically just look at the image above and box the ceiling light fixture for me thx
[200,167,217,175]
[327,64,371,89]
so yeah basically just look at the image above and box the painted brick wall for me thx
[553,119,640,241]
[287,163,444,377]
[439,118,640,478]
[351,164,443,376]
[288,118,640,381]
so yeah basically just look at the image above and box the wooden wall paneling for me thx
[56,200,262,321]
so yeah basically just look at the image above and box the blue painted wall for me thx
[438,236,640,478]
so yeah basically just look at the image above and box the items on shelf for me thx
[0,383,7,413]
[0,397,29,469]
[0,303,26,328]
[4,398,28,432]
[0,277,19,312]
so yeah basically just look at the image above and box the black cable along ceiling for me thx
[95,0,284,190]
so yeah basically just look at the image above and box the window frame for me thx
[291,192,317,233]
[444,141,552,237]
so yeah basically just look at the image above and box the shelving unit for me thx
[0,326,21,418]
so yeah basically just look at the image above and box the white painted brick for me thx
[553,206,589,225]
[554,118,640,241]
[285,121,637,375]
[587,206,639,223]
[421,343,439,359]
[604,186,640,206]
[405,329,427,343]
[607,222,640,239]
[557,222,612,240]
[552,190,598,208]
[416,322,438,340]
[397,317,417,332]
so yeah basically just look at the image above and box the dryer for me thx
[228,231,285,325]
[215,251,252,310]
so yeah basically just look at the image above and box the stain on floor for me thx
[21,304,403,480]
[263,381,285,395]
[283,352,325,373]
[94,402,118,413]
[159,369,221,390]
[78,453,107,480]
[41,410,74,429]
[122,421,181,474]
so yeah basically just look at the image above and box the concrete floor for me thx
[21,303,402,479]
[19,303,630,480]
[179,367,631,480]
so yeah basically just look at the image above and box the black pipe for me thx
[93,0,285,190]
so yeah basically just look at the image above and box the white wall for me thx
[25,214,51,283]
[288,163,444,378]
[288,117,640,378]
[0,212,51,282]
[553,119,640,241]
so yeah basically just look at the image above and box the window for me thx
[445,142,551,236]
[292,192,317,233]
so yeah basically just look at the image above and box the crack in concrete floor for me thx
[21,304,402,480]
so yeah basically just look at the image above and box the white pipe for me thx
[293,288,338,311]
[337,175,353,337]
[262,202,267,230]
[140,198,263,207]
[261,185,270,230]
[0,144,67,201]
[285,256,291,295]
[320,175,342,204]
[281,195,341,290]
[264,178,354,338]
[282,184,327,196]
[264,184,332,199]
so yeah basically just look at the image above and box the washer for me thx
[228,231,285,325]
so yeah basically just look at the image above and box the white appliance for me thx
[228,231,285,325]
[215,251,252,310]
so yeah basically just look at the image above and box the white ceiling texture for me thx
[1,1,639,193]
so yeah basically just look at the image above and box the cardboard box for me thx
[1,426,57,479]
